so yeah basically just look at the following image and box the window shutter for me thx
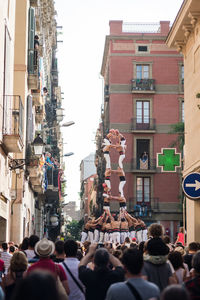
[28,7,35,73]
[26,95,33,143]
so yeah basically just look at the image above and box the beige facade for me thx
[167,0,200,243]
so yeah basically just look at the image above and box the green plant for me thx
[168,122,184,151]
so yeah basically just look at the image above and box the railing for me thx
[131,158,156,171]
[28,48,39,75]
[123,22,161,33]
[127,197,159,217]
[3,95,23,139]
[131,79,155,92]
[131,118,156,131]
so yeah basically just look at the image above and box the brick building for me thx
[97,20,184,240]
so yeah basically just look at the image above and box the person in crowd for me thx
[163,235,174,252]
[24,235,39,260]
[9,246,15,255]
[27,238,70,296]
[175,227,185,246]
[184,242,199,271]
[93,214,105,243]
[161,285,190,300]
[135,219,143,243]
[2,251,28,300]
[120,217,129,244]
[184,250,200,299]
[106,248,160,300]
[148,223,164,238]
[124,212,137,240]
[142,237,176,291]
[0,257,5,283]
[19,237,29,252]
[0,242,12,274]
[61,240,85,300]
[79,243,124,300]
[168,251,187,283]
[104,217,113,243]
[175,246,190,279]
[11,270,61,300]
[99,217,107,243]
[53,240,65,263]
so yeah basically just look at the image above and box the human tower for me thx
[80,129,148,244]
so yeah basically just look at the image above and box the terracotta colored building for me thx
[99,20,184,240]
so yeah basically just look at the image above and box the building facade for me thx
[0,0,65,243]
[167,0,200,243]
[97,20,184,240]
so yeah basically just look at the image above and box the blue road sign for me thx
[182,172,200,200]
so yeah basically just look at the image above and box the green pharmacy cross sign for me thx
[157,148,181,172]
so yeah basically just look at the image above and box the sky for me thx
[54,0,183,207]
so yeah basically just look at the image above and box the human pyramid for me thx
[81,129,148,245]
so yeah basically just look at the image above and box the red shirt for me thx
[27,258,67,281]
[177,232,184,246]
[0,259,4,272]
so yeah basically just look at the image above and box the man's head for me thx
[29,235,39,249]
[64,240,78,257]
[147,237,169,256]
[2,242,8,251]
[34,238,55,258]
[121,248,143,275]
[114,215,118,221]
[188,242,199,253]
[55,240,64,256]
[94,248,109,268]
[148,223,164,238]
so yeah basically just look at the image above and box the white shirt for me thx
[24,249,35,260]
[60,257,85,300]
[0,251,12,274]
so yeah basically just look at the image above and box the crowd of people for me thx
[0,224,200,300]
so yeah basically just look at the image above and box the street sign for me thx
[157,148,181,172]
[182,172,200,200]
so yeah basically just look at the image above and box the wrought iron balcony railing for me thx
[131,118,156,131]
[3,95,24,140]
[46,168,59,190]
[131,158,156,171]
[28,49,39,75]
[127,197,159,217]
[131,78,155,92]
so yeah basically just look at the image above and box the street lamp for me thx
[63,152,74,157]
[8,134,46,170]
[44,121,75,131]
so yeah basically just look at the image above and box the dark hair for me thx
[94,248,109,268]
[9,245,15,253]
[189,242,199,252]
[192,250,200,273]
[2,242,8,250]
[168,251,184,270]
[124,237,130,243]
[64,240,78,257]
[122,248,143,275]
[163,235,170,244]
[114,215,118,221]
[106,218,111,223]
[20,237,29,251]
[55,240,64,255]
[121,218,126,222]
[138,241,145,253]
[76,249,83,261]
[34,35,39,40]
[113,250,122,259]
[147,237,169,256]
[161,285,190,300]
[148,223,163,238]
[11,270,60,300]
[29,235,39,248]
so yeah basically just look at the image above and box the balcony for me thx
[131,118,156,132]
[131,79,155,93]
[32,90,43,106]
[27,159,45,194]
[127,197,159,217]
[28,49,40,90]
[131,158,156,173]
[35,106,45,123]
[46,168,59,191]
[3,95,24,153]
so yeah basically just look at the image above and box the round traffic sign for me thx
[182,172,200,200]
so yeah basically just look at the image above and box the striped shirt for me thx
[0,251,12,274]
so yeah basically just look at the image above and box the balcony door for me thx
[136,101,150,129]
[136,139,150,169]
[136,65,149,79]
[136,177,150,203]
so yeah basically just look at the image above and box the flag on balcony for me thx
[140,158,148,169]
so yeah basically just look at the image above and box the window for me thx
[182,101,184,122]
[181,65,184,84]
[138,45,148,52]
[136,177,150,203]
[136,101,150,124]
[136,65,149,79]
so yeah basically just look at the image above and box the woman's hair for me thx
[11,270,60,300]
[20,237,29,251]
[168,251,184,270]
[161,285,190,300]
[10,251,28,272]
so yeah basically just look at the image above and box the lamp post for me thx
[8,134,46,170]
[44,121,75,131]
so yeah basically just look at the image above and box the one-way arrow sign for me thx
[182,172,200,200]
